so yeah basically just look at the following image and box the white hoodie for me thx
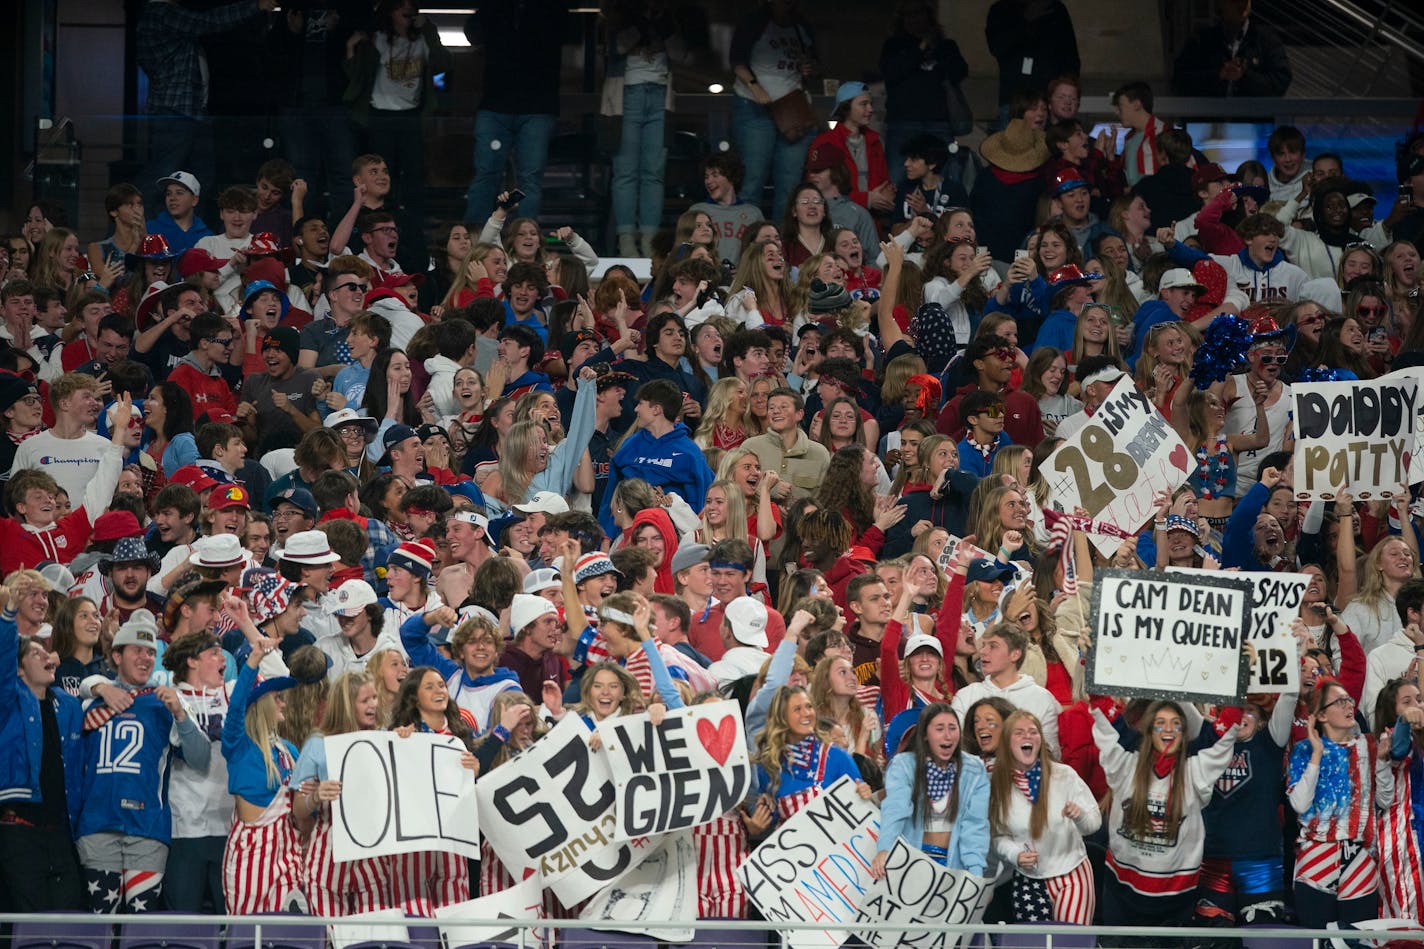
[1362,628,1423,722]
[424,354,466,419]
[991,760,1101,879]
[366,295,424,352]
[951,673,1062,757]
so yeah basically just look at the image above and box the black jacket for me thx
[1172,19,1293,97]
[985,0,1080,107]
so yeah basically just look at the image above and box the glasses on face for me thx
[272,509,304,520]
[368,226,398,236]
[1357,305,1388,317]
[332,282,369,294]
[991,348,1015,362]
[1255,353,1289,366]
[1324,695,1356,712]
[1297,314,1324,327]
[984,404,1006,419]
[797,197,825,207]
[206,336,235,347]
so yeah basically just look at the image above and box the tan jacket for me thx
[744,430,831,499]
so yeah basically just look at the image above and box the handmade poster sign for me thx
[936,534,991,573]
[581,831,697,942]
[596,701,752,840]
[326,732,479,862]
[737,776,882,949]
[434,878,544,949]
[1170,567,1307,693]
[475,714,655,904]
[1043,377,1191,554]
[1088,568,1254,705]
[852,840,992,949]
[1291,374,1418,500]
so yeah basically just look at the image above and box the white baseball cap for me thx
[523,567,562,595]
[902,633,944,659]
[158,171,202,198]
[513,491,570,516]
[331,579,379,616]
[324,408,378,435]
[1158,268,1206,292]
[724,596,769,649]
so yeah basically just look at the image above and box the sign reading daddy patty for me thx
[1089,568,1253,704]
[1292,375,1418,500]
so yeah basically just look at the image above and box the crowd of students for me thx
[2,33,1424,940]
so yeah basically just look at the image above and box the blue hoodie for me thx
[598,422,715,538]
[145,210,214,256]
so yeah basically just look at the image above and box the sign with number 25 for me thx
[1045,377,1192,556]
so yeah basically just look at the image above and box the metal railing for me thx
[2,912,1423,949]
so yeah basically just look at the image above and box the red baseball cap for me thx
[179,247,226,278]
[208,483,251,512]
[170,465,222,494]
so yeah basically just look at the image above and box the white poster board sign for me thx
[851,839,991,949]
[736,776,882,949]
[328,909,407,949]
[475,714,656,904]
[326,731,479,863]
[1171,567,1307,693]
[1088,568,1254,704]
[1291,375,1418,500]
[1044,377,1191,555]
[936,534,991,573]
[434,878,545,949]
[581,831,697,942]
[596,701,752,840]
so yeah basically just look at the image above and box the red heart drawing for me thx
[697,715,738,766]
[1169,445,1189,473]
[522,867,537,881]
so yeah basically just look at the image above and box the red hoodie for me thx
[627,507,678,594]
[168,356,238,418]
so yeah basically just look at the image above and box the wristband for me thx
[492,724,512,742]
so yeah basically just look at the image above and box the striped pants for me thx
[695,815,749,919]
[392,850,469,917]
[222,816,306,915]
[305,814,393,917]
[1043,858,1096,925]
[1292,839,1379,928]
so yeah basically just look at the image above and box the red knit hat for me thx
[387,538,437,579]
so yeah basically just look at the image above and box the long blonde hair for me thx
[695,378,749,448]
[1355,535,1418,612]
[988,711,1055,839]
[473,690,547,769]
[494,420,543,504]
[320,672,376,736]
[245,693,288,789]
[364,647,405,727]
[573,661,646,720]
[701,478,749,543]
[809,655,868,752]
[30,228,77,292]
[1091,253,1139,323]
[788,254,834,321]
[755,686,822,794]
[972,484,1027,555]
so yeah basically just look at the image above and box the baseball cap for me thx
[158,171,202,198]
[1159,268,1206,292]
[965,558,1016,585]
[513,491,570,517]
[271,487,318,519]
[1190,162,1229,192]
[382,424,419,453]
[169,465,221,494]
[523,567,563,595]
[670,543,710,575]
[902,633,944,659]
[332,579,379,616]
[724,596,769,649]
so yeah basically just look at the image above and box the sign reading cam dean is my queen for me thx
[1088,568,1254,705]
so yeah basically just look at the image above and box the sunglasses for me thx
[983,404,1006,419]
[1255,353,1289,366]
[332,282,369,294]
[1356,305,1388,317]
[206,336,235,347]
[990,348,1015,362]
[1296,314,1324,327]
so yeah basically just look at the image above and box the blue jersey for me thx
[77,692,178,843]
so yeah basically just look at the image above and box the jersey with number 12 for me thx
[77,693,178,843]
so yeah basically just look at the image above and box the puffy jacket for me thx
[0,612,85,832]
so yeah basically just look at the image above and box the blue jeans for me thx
[611,83,667,234]
[280,105,356,218]
[464,111,558,223]
[163,836,226,913]
[732,95,813,220]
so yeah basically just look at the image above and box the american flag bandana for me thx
[1042,507,1135,544]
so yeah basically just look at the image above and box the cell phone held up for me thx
[496,189,525,211]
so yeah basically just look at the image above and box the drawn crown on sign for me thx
[1141,651,1191,689]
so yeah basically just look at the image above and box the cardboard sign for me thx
[1088,568,1254,704]
[1171,567,1307,693]
[596,701,752,840]
[326,732,479,862]
[936,535,991,573]
[434,878,545,949]
[475,714,655,904]
[581,831,697,942]
[1291,375,1418,500]
[851,840,991,949]
[1044,377,1191,555]
[328,909,407,949]
[737,776,882,949]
